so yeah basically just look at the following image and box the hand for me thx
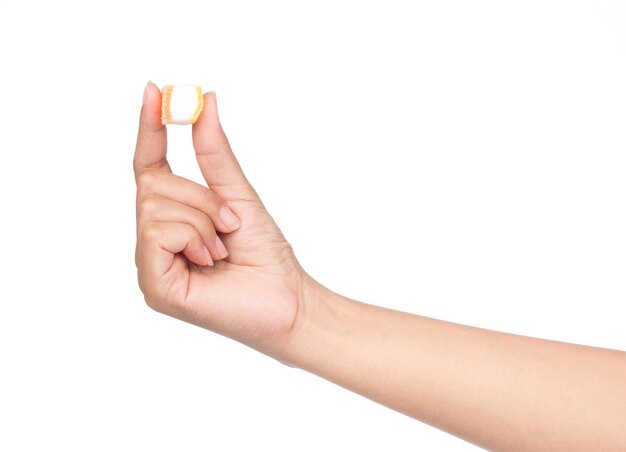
[134,83,308,355]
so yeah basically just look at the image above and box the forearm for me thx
[281,279,626,451]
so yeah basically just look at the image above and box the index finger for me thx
[133,81,170,179]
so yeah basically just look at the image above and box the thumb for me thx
[192,92,259,203]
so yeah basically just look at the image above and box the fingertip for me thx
[192,91,229,157]
[204,246,214,266]
[146,80,159,94]
[203,90,217,106]
[214,236,229,260]
[184,244,213,267]
[140,81,164,131]
[194,91,219,131]
[219,205,241,231]
[142,82,150,105]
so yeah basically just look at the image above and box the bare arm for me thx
[283,282,626,451]
[134,82,626,451]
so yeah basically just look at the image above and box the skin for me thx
[134,82,626,451]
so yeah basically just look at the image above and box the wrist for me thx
[275,275,350,368]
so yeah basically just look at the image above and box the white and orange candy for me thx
[161,85,204,125]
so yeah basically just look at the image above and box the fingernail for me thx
[204,247,214,266]
[219,206,241,230]
[142,80,151,105]
[215,236,228,259]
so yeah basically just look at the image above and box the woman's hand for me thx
[133,83,626,451]
[134,82,307,355]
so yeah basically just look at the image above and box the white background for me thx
[1,1,625,450]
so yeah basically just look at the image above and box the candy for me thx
[161,85,204,125]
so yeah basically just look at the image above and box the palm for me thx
[185,200,302,347]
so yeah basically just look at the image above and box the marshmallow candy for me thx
[161,85,204,125]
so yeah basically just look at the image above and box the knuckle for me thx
[137,170,157,189]
[141,222,162,241]
[139,193,160,216]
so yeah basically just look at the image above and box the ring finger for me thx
[138,193,228,263]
